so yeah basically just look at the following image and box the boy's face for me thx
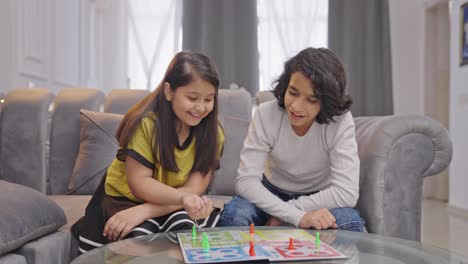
[284,72,321,136]
[164,78,216,133]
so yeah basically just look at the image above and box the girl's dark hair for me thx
[117,51,220,174]
[273,47,352,124]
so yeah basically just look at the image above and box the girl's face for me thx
[164,78,216,133]
[284,72,321,136]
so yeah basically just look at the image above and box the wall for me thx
[389,0,451,201]
[449,0,468,211]
[0,0,127,95]
[423,3,451,201]
[0,1,12,93]
[389,0,426,116]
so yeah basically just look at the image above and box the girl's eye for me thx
[188,97,197,101]
[205,98,213,103]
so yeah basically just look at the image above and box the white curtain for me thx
[127,0,182,90]
[257,0,328,91]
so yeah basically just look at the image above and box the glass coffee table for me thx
[71,226,468,263]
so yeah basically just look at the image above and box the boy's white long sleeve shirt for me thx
[235,100,360,227]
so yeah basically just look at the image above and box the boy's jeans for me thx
[219,177,366,232]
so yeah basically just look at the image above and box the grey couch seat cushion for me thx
[67,110,123,195]
[49,195,92,230]
[0,180,66,255]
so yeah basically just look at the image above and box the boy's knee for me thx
[330,207,366,232]
[219,196,264,226]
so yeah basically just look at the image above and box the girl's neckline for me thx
[176,129,193,150]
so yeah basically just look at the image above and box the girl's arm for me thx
[125,156,205,210]
[123,170,214,221]
[178,170,214,195]
[104,161,214,240]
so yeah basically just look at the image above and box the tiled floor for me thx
[421,199,468,258]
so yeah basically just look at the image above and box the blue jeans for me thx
[219,178,366,232]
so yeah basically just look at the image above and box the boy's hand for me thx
[103,206,147,241]
[298,208,337,230]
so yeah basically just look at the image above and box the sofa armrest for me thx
[354,115,452,241]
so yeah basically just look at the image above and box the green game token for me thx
[202,233,211,249]
[192,225,197,239]
[315,232,321,249]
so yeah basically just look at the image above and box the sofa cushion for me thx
[0,180,66,255]
[49,195,92,230]
[67,110,123,194]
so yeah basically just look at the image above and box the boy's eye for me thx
[308,98,319,103]
[187,97,198,101]
[288,90,298,96]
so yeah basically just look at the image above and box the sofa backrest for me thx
[104,89,150,114]
[211,89,252,195]
[0,87,252,196]
[0,92,4,112]
[0,89,54,192]
[48,89,105,194]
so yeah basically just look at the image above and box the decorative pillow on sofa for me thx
[67,110,123,194]
[0,180,66,255]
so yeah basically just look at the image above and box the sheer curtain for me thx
[257,0,328,91]
[127,0,182,90]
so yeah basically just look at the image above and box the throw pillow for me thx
[0,180,66,255]
[67,110,123,194]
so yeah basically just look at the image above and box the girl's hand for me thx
[103,206,148,241]
[188,196,213,220]
[180,193,205,215]
[298,208,337,230]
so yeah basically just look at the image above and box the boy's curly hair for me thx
[273,47,352,124]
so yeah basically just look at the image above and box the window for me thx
[257,0,328,91]
[127,0,182,90]
[127,0,327,92]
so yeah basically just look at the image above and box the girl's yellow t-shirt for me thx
[104,113,224,202]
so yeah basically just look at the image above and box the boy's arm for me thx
[235,108,306,227]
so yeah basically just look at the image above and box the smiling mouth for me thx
[189,112,202,118]
[290,111,305,119]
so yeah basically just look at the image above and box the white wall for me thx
[99,1,128,92]
[0,0,127,95]
[0,1,12,94]
[423,3,451,201]
[389,0,426,116]
[390,0,451,201]
[449,0,468,210]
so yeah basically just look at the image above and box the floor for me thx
[421,199,468,258]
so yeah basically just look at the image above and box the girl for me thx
[72,51,225,253]
[219,47,365,231]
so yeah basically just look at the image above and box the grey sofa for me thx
[0,88,452,263]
